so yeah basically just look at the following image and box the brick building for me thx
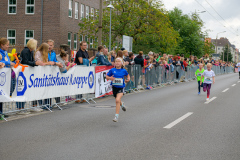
[0,0,100,52]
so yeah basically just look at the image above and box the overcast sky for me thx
[162,0,240,49]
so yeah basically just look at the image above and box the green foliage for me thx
[79,0,179,53]
[220,45,233,62]
[79,1,208,57]
[204,39,215,57]
[168,8,205,57]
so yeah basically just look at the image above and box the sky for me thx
[162,0,240,49]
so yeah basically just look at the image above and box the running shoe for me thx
[206,98,210,101]
[113,116,118,122]
[121,102,126,112]
[198,92,200,95]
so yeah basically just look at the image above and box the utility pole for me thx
[227,42,229,62]
[98,0,103,46]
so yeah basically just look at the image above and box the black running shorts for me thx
[112,86,124,98]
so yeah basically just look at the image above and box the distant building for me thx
[0,0,100,52]
[211,37,237,62]
[236,48,239,62]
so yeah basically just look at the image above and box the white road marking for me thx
[163,112,193,129]
[232,84,236,86]
[222,88,229,92]
[204,97,217,104]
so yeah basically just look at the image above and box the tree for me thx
[79,0,179,54]
[204,39,215,57]
[168,8,205,57]
[220,45,232,62]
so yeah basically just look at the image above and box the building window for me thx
[81,4,84,19]
[69,0,72,17]
[68,32,72,49]
[85,36,88,48]
[25,0,34,14]
[218,48,220,50]
[90,38,93,48]
[25,30,34,45]
[7,30,16,45]
[91,8,94,17]
[96,9,99,15]
[75,2,79,19]
[8,0,17,14]
[80,35,83,42]
[86,6,89,19]
[74,34,78,50]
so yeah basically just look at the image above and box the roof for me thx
[211,37,231,47]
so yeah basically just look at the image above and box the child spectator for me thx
[56,49,74,73]
[35,43,56,66]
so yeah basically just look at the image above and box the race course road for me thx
[1,73,240,160]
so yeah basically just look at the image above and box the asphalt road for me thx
[1,73,240,160]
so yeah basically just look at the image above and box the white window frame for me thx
[90,38,94,48]
[74,34,78,50]
[7,29,16,45]
[91,7,94,18]
[75,2,79,19]
[80,35,83,42]
[68,32,72,49]
[85,35,88,48]
[25,0,35,14]
[69,0,73,18]
[8,0,17,14]
[96,9,99,15]
[81,4,84,19]
[86,6,89,19]
[25,30,34,45]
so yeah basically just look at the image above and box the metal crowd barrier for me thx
[0,64,234,121]
[124,64,234,92]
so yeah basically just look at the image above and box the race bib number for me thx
[205,77,212,82]
[197,73,202,77]
[112,78,123,86]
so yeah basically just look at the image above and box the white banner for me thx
[122,35,133,52]
[0,68,12,102]
[9,65,95,102]
[95,66,113,98]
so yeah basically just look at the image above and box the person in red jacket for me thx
[183,58,188,67]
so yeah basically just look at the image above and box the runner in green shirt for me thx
[195,63,205,95]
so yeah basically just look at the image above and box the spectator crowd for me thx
[0,37,236,117]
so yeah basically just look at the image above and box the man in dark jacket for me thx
[134,51,144,67]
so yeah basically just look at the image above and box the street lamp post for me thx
[107,2,114,51]
[215,31,226,60]
[98,0,103,46]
